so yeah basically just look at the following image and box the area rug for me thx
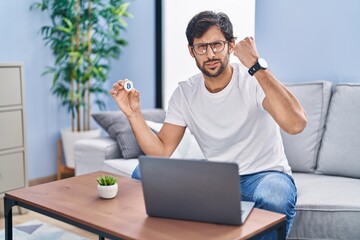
[0,219,88,240]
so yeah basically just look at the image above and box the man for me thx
[110,11,307,237]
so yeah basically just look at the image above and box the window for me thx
[156,0,256,108]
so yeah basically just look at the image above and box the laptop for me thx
[139,156,255,226]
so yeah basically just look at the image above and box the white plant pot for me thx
[97,183,118,199]
[61,128,101,168]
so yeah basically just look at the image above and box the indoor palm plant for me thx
[31,0,131,168]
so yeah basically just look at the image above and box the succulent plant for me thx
[97,175,117,186]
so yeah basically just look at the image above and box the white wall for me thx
[163,0,256,108]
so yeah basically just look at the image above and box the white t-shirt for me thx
[165,63,291,175]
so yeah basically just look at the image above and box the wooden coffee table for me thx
[3,171,286,240]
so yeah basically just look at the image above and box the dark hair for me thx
[186,11,235,46]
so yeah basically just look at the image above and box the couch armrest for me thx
[74,136,121,176]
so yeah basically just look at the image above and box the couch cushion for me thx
[290,173,360,239]
[316,84,360,178]
[281,81,332,173]
[74,136,121,176]
[103,159,139,177]
[92,109,166,159]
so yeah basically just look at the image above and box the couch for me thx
[74,81,360,240]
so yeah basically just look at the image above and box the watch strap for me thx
[248,61,261,76]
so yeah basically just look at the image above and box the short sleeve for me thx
[237,63,266,111]
[164,86,187,126]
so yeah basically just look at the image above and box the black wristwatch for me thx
[248,58,268,76]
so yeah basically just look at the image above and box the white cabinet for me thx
[0,63,28,194]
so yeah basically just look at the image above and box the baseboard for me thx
[28,175,57,187]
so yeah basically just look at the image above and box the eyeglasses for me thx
[192,40,228,55]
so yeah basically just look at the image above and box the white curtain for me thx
[162,0,256,108]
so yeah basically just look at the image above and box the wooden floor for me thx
[0,198,98,239]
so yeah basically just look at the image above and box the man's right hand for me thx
[110,79,140,118]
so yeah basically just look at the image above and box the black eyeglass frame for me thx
[191,40,229,55]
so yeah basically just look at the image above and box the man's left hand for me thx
[233,37,259,68]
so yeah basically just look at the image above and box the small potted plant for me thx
[97,175,118,199]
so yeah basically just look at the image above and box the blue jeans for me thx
[132,164,141,180]
[132,166,296,238]
[241,171,297,239]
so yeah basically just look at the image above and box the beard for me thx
[195,52,230,78]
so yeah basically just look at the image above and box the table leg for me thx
[3,196,121,240]
[277,221,286,240]
[4,197,15,240]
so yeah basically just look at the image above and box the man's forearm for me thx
[255,69,307,134]
[128,111,168,156]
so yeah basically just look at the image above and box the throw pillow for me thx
[316,84,360,178]
[92,109,166,159]
[281,81,332,173]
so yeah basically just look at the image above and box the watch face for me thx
[258,58,268,68]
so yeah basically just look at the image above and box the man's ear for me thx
[188,45,195,58]
[228,39,236,54]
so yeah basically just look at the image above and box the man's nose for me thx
[206,45,216,58]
